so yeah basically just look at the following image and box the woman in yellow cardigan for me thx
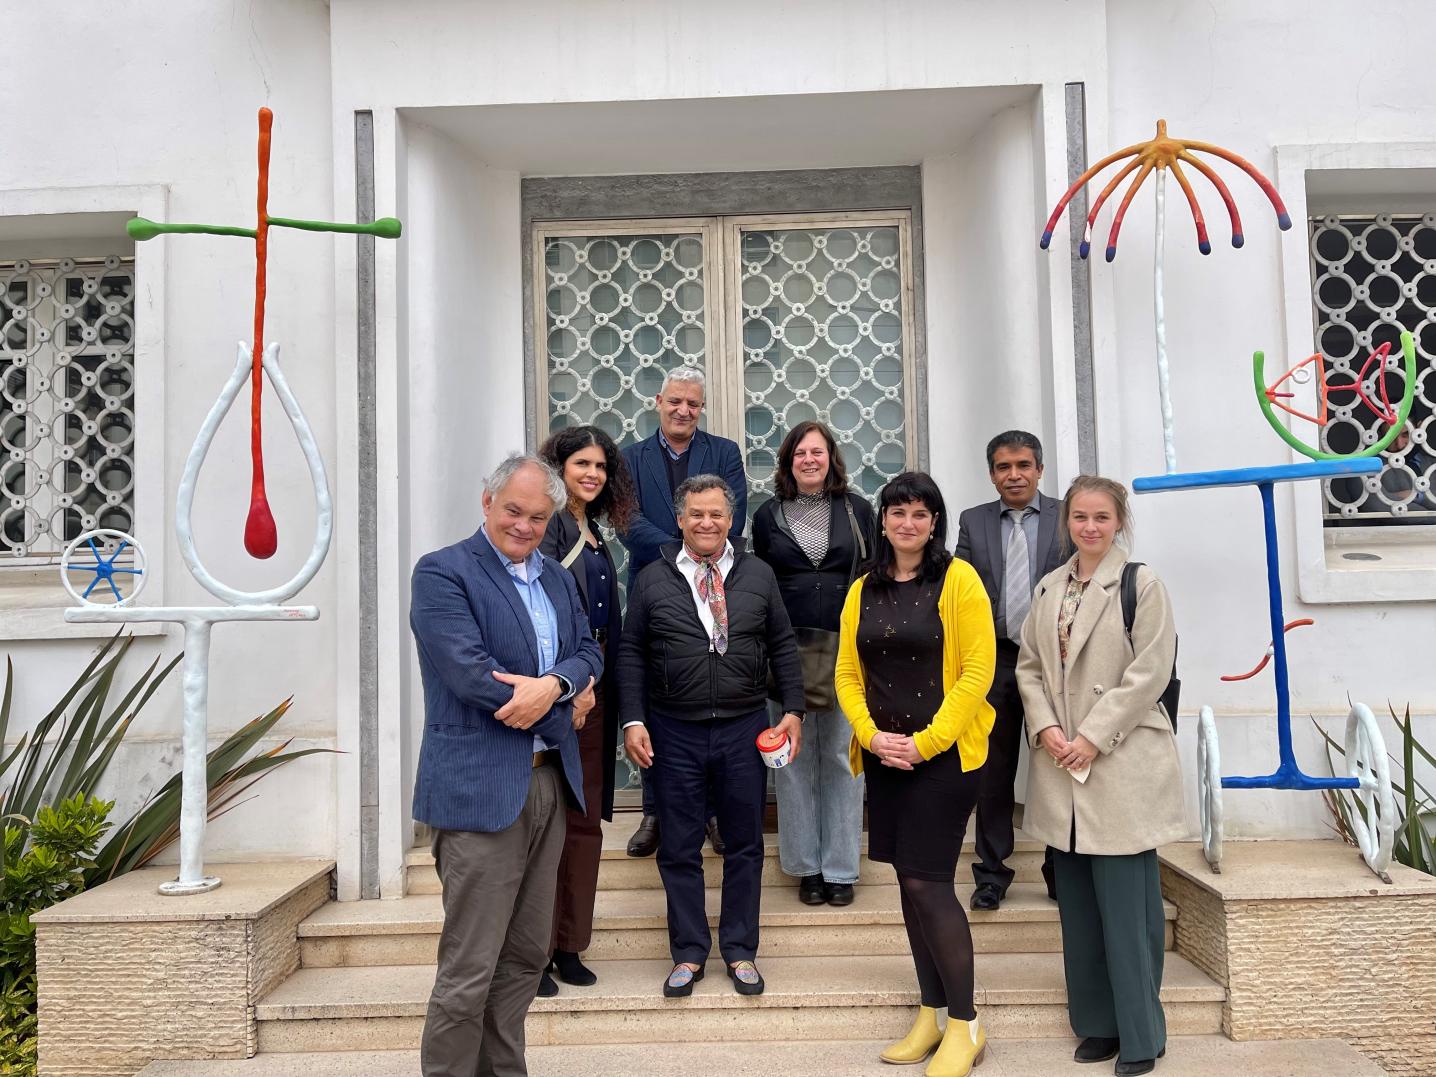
[836,472,996,1077]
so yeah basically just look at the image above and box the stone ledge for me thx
[34,859,335,924]
[1159,839,1436,900]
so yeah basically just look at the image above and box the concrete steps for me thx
[300,881,1173,966]
[404,827,1050,895]
[139,1036,1389,1076]
[254,952,1226,1053]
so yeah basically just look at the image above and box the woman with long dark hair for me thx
[536,424,637,995]
[835,472,996,1076]
[751,420,874,906]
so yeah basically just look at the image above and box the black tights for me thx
[897,873,977,1020]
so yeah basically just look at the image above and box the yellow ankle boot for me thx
[925,1015,986,1077]
[880,1005,944,1064]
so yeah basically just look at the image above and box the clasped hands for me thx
[1038,726,1097,771]
[870,730,924,770]
[491,671,596,730]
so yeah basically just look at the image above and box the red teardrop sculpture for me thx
[244,493,278,559]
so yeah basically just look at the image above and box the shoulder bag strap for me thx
[1120,561,1143,650]
[560,514,594,570]
[843,495,866,583]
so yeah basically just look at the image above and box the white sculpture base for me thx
[159,876,223,896]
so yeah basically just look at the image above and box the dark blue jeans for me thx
[647,707,768,966]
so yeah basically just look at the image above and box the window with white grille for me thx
[1,256,136,559]
[1310,213,1436,527]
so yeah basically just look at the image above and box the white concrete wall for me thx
[397,119,524,831]
[3,0,338,860]
[1101,0,1436,836]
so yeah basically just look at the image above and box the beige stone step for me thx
[300,882,1174,967]
[404,822,1050,895]
[254,952,1224,1053]
[138,1035,1388,1076]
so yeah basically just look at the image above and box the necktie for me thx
[695,555,729,655]
[1004,507,1033,644]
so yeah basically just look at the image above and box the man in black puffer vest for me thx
[619,474,806,1000]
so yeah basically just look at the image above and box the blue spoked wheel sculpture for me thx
[60,529,149,607]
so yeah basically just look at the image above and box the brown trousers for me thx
[552,686,607,953]
[420,764,566,1077]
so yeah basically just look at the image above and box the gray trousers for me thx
[421,765,567,1077]
[1051,847,1167,1063]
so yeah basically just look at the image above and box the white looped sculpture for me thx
[63,342,329,894]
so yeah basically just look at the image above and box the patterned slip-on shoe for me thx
[663,962,704,998]
[726,960,764,996]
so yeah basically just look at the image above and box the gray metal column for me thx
[354,110,380,900]
[1064,83,1098,475]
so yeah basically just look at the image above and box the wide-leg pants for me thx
[1051,846,1167,1063]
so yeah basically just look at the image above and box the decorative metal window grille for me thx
[739,224,910,505]
[1,256,137,559]
[1310,214,1436,526]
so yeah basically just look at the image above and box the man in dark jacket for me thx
[619,474,805,999]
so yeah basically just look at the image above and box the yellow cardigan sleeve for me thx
[911,561,998,762]
[835,575,878,754]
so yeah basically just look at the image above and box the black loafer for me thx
[663,962,704,998]
[626,814,659,858]
[536,968,559,998]
[727,960,764,995]
[1074,1037,1120,1063]
[825,882,854,906]
[970,883,1002,911]
[1114,1048,1164,1075]
[706,816,726,855]
[798,874,826,905]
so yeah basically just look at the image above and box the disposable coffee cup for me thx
[756,727,792,769]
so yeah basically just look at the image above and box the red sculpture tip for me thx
[244,497,278,559]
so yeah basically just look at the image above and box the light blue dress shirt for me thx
[479,527,573,750]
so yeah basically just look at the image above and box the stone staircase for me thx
[134,820,1390,1074]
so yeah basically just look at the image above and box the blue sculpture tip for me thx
[1199,239,1212,255]
[1104,245,1117,262]
[1039,230,1053,250]
[1277,212,1292,230]
[1232,232,1245,249]
[1078,240,1091,259]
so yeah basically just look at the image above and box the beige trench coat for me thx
[1016,545,1188,855]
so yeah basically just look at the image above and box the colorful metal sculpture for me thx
[127,108,400,559]
[1255,334,1417,460]
[62,108,402,894]
[1040,120,1293,473]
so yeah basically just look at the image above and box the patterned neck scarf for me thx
[692,550,729,655]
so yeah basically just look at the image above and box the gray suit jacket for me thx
[954,492,1064,630]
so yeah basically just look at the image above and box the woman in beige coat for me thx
[1016,476,1183,1077]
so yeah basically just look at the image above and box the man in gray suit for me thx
[411,453,603,1077]
[954,431,1064,910]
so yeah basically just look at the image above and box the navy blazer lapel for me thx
[641,435,669,508]
[538,563,575,656]
[690,429,712,476]
[471,533,541,668]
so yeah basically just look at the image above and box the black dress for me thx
[858,575,981,881]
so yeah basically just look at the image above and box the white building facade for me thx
[4,0,1433,901]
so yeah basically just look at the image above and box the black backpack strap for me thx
[1120,561,1143,648]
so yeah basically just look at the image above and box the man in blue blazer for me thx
[411,453,603,1077]
[620,366,747,856]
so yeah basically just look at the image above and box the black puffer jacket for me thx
[618,540,805,723]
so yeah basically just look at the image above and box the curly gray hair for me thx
[673,473,736,518]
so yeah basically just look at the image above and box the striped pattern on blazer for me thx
[410,528,604,833]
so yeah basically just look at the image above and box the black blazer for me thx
[954,493,1064,635]
[540,510,621,821]
[751,492,877,632]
